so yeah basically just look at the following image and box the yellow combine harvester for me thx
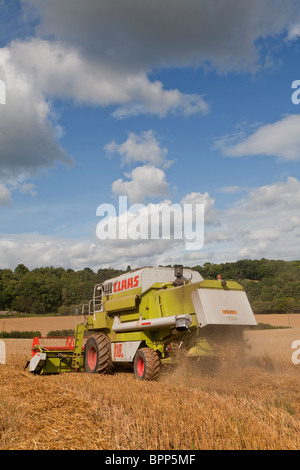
[28,265,257,380]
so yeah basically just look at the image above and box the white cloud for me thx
[217,114,300,161]
[0,35,207,205]
[213,176,300,260]
[244,176,300,210]
[2,2,300,267]
[180,192,219,226]
[0,232,177,271]
[104,130,172,168]
[0,44,72,193]
[287,23,300,40]
[108,131,173,203]
[8,38,209,118]
[111,87,209,119]
[1,177,300,269]
[10,0,300,129]
[112,165,169,204]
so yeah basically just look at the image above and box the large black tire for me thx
[133,347,161,381]
[84,333,114,375]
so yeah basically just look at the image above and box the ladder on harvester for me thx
[71,323,86,371]
[93,283,104,312]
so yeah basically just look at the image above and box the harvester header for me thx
[27,265,257,380]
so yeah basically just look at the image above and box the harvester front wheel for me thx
[133,347,161,381]
[84,333,114,375]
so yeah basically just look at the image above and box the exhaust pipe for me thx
[112,314,193,333]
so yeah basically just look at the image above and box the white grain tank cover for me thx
[104,267,203,295]
[191,288,257,327]
[0,340,6,364]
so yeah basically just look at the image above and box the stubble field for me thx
[1,314,300,450]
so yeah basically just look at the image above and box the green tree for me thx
[14,264,29,279]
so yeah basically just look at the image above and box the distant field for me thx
[0,315,79,336]
[255,313,300,328]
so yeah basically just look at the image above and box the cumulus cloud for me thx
[112,165,169,204]
[216,114,300,161]
[24,0,300,72]
[181,192,219,226]
[1,177,299,269]
[9,0,299,127]
[243,176,300,210]
[1,0,298,202]
[0,33,208,202]
[0,232,181,271]
[107,130,172,203]
[104,130,172,168]
[0,44,72,203]
[215,176,300,260]
[2,1,300,267]
[8,38,209,118]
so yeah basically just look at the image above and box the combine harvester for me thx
[27,265,257,380]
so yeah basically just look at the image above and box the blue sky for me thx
[1,0,300,270]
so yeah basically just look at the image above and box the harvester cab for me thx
[28,265,257,380]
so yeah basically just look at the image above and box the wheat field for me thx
[1,315,300,450]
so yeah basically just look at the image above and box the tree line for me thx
[0,264,125,315]
[0,258,299,315]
